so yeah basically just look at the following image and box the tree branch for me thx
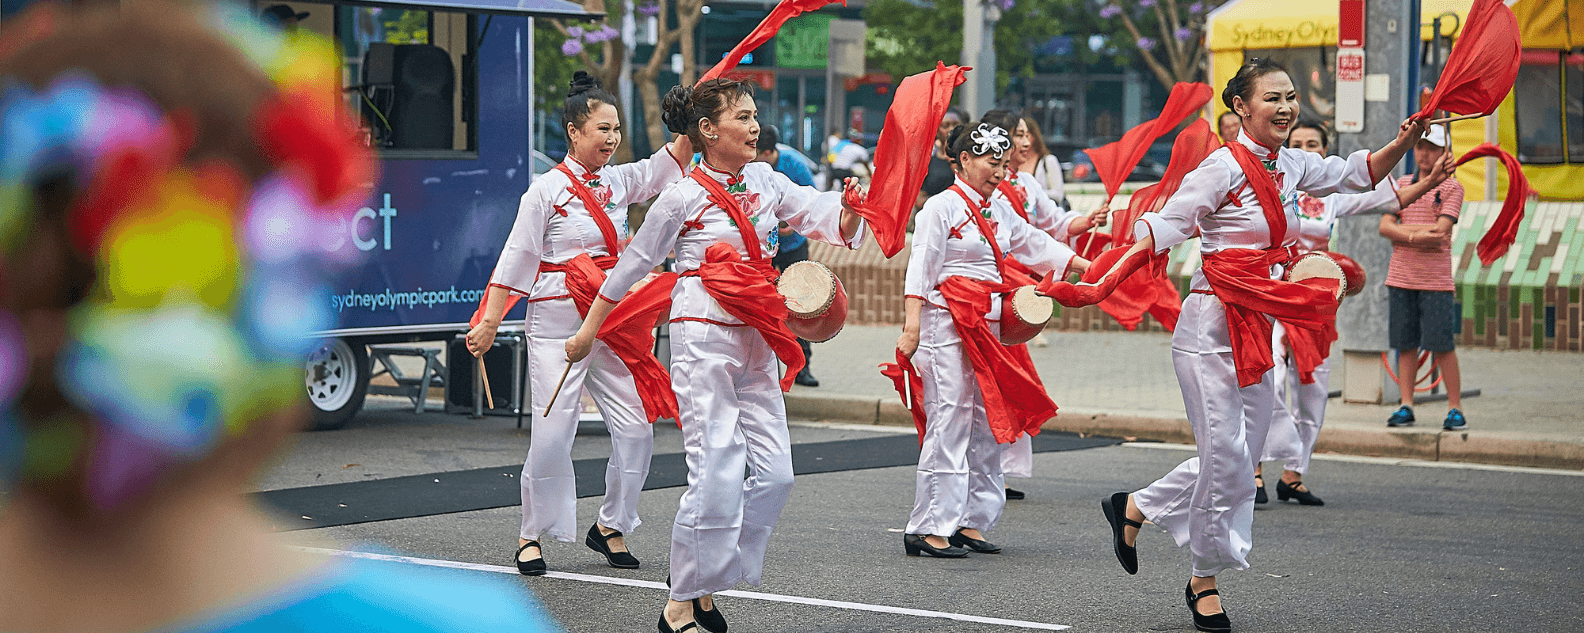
[1115,4,1177,90]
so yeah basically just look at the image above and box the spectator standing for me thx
[921,107,968,204]
[756,125,821,387]
[1379,124,1467,430]
[1018,115,1066,210]
[1217,110,1242,143]
[829,127,871,189]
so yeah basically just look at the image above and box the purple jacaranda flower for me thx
[996,0,1015,11]
[1138,0,1156,7]
[561,39,584,56]
[1137,36,1156,50]
[637,2,660,16]
[567,25,584,38]
[1188,2,1204,13]
[1098,4,1121,18]
[1175,27,1193,40]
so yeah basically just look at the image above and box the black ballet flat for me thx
[1276,479,1325,506]
[1004,487,1026,500]
[1254,476,1268,505]
[658,615,698,633]
[692,598,726,633]
[903,533,968,558]
[1101,492,1141,575]
[586,523,640,569]
[1186,582,1232,632]
[948,528,1002,554]
[515,540,546,576]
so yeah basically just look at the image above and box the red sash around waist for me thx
[680,242,805,392]
[937,275,1057,444]
[551,253,678,423]
[1199,246,1338,388]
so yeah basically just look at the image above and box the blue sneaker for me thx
[1443,408,1468,431]
[1387,406,1415,427]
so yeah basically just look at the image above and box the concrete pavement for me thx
[786,325,1584,470]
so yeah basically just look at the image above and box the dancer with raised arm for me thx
[466,71,692,576]
[896,121,1088,558]
[1048,59,1426,631]
[564,78,865,633]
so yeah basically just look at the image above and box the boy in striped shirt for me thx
[1378,124,1466,430]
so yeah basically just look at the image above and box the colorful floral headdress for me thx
[0,3,375,511]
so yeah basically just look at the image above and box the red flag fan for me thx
[845,62,970,257]
[698,0,845,86]
[1110,118,1222,247]
[1454,143,1533,265]
[1086,82,1214,204]
[1414,0,1520,121]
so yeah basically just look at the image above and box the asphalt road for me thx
[265,401,1584,632]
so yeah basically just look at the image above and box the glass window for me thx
[1567,52,1582,163]
[292,2,476,155]
[1514,55,1564,164]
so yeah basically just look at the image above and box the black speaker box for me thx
[445,333,524,416]
[390,44,454,149]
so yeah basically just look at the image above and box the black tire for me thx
[304,337,369,431]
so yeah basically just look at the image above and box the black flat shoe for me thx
[948,528,1002,554]
[586,523,640,569]
[1254,476,1268,504]
[515,540,546,576]
[1101,492,1141,575]
[1276,479,1325,506]
[1004,487,1026,500]
[903,533,968,558]
[692,598,726,633]
[658,615,698,633]
[1186,583,1231,632]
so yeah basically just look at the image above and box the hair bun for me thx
[567,70,601,98]
[660,84,692,135]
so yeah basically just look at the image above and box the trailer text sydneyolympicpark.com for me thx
[331,287,487,312]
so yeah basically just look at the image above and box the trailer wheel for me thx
[304,337,369,431]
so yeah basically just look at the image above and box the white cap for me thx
[1421,124,1449,148]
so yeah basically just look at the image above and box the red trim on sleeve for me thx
[1365,150,1379,185]
[488,282,532,296]
[525,294,573,303]
[904,294,926,300]
[666,143,686,170]
[598,291,625,305]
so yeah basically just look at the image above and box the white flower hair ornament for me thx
[969,123,1011,158]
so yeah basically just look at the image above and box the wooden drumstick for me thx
[1427,112,1485,125]
[542,360,574,418]
[477,356,494,410]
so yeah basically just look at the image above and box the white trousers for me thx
[1261,322,1330,474]
[666,320,794,601]
[519,301,654,543]
[1132,294,1275,577]
[907,305,1005,538]
[1001,433,1034,479]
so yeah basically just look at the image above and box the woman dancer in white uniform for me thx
[467,71,691,575]
[1255,120,1450,506]
[982,109,1107,497]
[898,122,1085,557]
[1073,60,1425,631]
[566,78,865,633]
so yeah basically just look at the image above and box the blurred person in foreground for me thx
[1217,110,1242,144]
[756,124,821,387]
[0,3,554,632]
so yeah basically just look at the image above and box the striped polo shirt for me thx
[1385,176,1464,292]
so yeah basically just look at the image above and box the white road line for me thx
[294,547,1070,631]
[1120,442,1584,477]
[787,420,918,435]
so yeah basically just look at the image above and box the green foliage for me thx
[864,0,1064,93]
[380,9,429,44]
[534,20,576,118]
[863,0,963,86]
